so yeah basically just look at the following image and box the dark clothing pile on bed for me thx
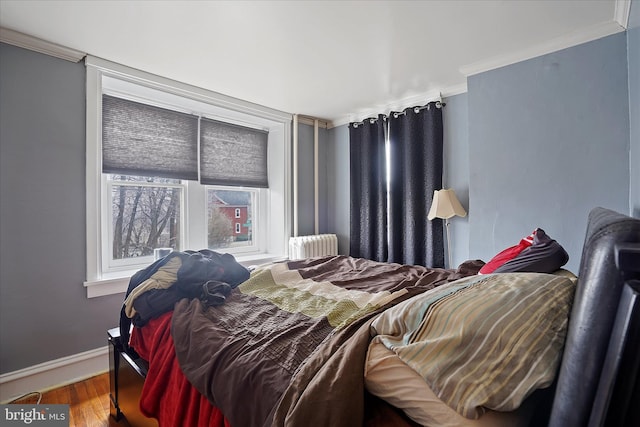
[119,249,250,353]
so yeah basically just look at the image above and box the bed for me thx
[111,207,640,427]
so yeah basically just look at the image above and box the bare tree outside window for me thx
[110,175,181,260]
[208,205,233,248]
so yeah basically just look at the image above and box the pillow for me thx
[551,268,578,285]
[369,272,576,419]
[365,341,536,427]
[493,228,569,273]
[478,231,535,274]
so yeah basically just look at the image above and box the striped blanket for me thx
[370,272,576,419]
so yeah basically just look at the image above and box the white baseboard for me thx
[0,346,110,403]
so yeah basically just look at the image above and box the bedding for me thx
[364,341,536,427]
[124,255,572,427]
[170,256,482,427]
[115,207,640,427]
[367,272,576,422]
[129,311,230,427]
[124,253,575,427]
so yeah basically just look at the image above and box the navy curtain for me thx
[349,103,444,267]
[349,115,387,261]
[388,103,444,267]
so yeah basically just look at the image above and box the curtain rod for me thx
[350,101,446,128]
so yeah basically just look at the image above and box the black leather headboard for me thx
[548,207,640,427]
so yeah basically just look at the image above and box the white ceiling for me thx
[0,0,627,126]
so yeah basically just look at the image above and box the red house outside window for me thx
[207,189,252,248]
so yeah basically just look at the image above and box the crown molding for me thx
[0,27,85,62]
[614,0,631,29]
[460,20,624,77]
[439,82,468,99]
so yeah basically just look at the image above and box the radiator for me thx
[289,234,338,260]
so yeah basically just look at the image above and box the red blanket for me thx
[130,311,230,427]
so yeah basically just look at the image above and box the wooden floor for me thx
[13,372,128,427]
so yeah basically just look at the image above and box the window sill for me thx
[84,276,131,298]
[84,253,287,298]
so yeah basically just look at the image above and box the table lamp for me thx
[427,188,467,268]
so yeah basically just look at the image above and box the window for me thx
[100,93,267,270]
[208,189,255,248]
[84,57,292,297]
[108,175,183,267]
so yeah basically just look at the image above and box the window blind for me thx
[102,95,199,180]
[102,95,269,187]
[200,117,269,188]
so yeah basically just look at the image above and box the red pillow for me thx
[478,230,536,274]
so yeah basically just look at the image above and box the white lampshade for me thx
[427,189,467,220]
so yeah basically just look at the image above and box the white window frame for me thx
[235,208,241,218]
[84,56,292,298]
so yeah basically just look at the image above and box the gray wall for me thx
[442,93,470,267]
[325,125,350,254]
[629,0,640,217]
[468,32,630,273]
[0,43,124,374]
[295,122,330,237]
[295,123,316,236]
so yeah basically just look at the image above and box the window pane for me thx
[208,189,253,249]
[111,183,181,259]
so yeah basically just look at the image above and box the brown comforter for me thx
[171,255,482,427]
